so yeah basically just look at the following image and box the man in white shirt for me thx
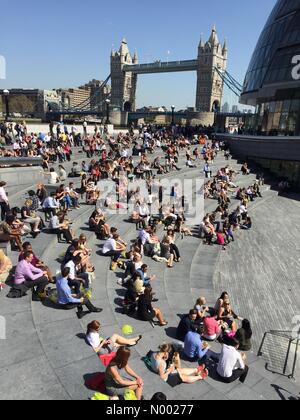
[0,181,10,221]
[102,234,123,270]
[217,339,249,383]
[65,255,89,292]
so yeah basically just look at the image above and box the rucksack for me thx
[7,285,28,299]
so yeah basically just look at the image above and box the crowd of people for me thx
[0,121,262,400]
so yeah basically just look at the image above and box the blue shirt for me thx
[56,276,81,305]
[184,331,209,360]
[136,269,151,286]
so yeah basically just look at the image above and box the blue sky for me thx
[0,0,276,109]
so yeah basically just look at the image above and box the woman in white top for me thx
[58,165,67,181]
[45,168,59,185]
[86,320,142,354]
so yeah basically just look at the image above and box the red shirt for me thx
[204,317,221,337]
[217,232,225,246]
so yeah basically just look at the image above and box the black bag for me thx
[7,284,28,299]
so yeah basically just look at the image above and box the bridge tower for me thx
[110,39,138,112]
[196,27,227,112]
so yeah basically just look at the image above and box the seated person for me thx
[0,217,23,251]
[184,326,211,361]
[89,209,110,239]
[105,347,144,400]
[56,267,102,319]
[65,183,80,209]
[218,300,243,333]
[19,242,53,283]
[86,320,142,354]
[75,234,94,273]
[150,343,208,386]
[49,211,73,243]
[102,234,125,271]
[0,249,12,287]
[194,297,209,321]
[64,255,90,294]
[43,192,59,218]
[136,264,156,287]
[241,216,252,230]
[241,163,250,175]
[14,250,49,301]
[235,319,252,352]
[21,199,42,233]
[217,338,249,384]
[176,309,198,342]
[203,309,222,341]
[70,162,82,177]
[137,286,168,326]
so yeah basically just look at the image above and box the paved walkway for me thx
[0,148,299,400]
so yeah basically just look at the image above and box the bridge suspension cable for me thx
[214,67,242,97]
[61,74,111,113]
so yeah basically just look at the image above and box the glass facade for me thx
[241,0,300,136]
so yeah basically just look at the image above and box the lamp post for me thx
[106,99,111,125]
[171,105,175,126]
[3,89,10,121]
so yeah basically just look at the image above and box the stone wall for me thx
[216,133,300,189]
[0,166,41,187]
[187,111,215,126]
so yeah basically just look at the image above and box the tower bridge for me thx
[111,27,228,114]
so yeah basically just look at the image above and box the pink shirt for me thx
[14,260,44,285]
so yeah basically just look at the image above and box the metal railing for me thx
[258,329,300,380]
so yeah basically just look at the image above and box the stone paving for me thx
[0,145,299,400]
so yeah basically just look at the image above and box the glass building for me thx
[240,0,300,136]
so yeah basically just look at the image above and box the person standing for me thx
[83,120,88,137]
[0,181,10,221]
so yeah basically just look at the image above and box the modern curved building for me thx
[218,0,300,189]
[241,0,300,136]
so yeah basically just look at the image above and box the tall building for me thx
[0,89,60,118]
[241,0,300,136]
[222,0,300,188]
[222,102,230,113]
[80,79,111,112]
[110,39,138,111]
[196,27,227,112]
[58,86,91,109]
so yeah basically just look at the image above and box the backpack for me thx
[7,284,28,299]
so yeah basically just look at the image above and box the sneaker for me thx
[77,311,87,319]
[117,279,125,287]
[32,294,41,302]
[91,307,103,313]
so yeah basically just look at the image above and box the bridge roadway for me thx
[123,59,198,74]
